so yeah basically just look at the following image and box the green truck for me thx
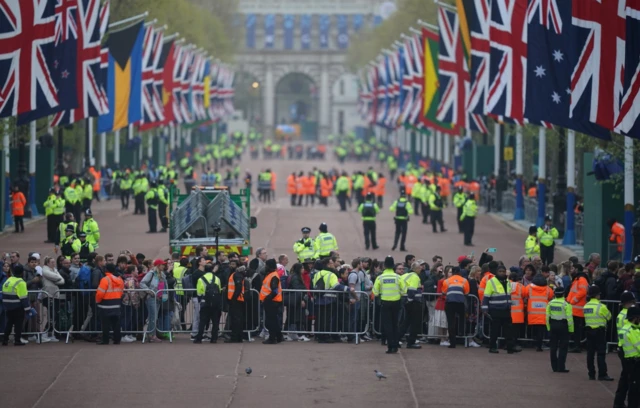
[169,186,257,257]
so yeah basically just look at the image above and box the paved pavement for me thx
[0,150,617,408]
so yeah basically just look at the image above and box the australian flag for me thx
[524,0,610,139]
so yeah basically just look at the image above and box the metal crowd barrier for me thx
[524,197,538,225]
[278,289,371,343]
[481,299,640,348]
[501,195,516,215]
[371,293,480,347]
[574,213,584,246]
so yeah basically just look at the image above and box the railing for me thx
[500,194,516,215]
[524,197,538,225]
[574,213,584,246]
[371,293,480,347]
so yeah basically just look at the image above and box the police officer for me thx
[43,188,58,243]
[293,227,315,262]
[618,307,640,407]
[64,181,80,221]
[400,262,423,349]
[194,263,222,344]
[428,185,447,233]
[2,264,30,346]
[82,176,93,211]
[358,192,380,251]
[546,286,573,373]
[313,223,338,259]
[52,189,66,238]
[82,209,100,249]
[119,173,132,210]
[157,179,169,233]
[60,225,78,258]
[614,291,637,408]
[525,225,540,258]
[73,232,95,262]
[389,187,413,252]
[145,181,159,233]
[453,186,466,233]
[55,212,77,252]
[459,193,477,246]
[583,285,614,381]
[373,256,406,354]
[312,257,350,343]
[537,215,559,265]
[335,171,350,211]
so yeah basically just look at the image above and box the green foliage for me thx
[346,0,452,71]
[110,0,236,61]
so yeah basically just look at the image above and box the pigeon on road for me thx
[245,367,252,376]
[374,370,386,380]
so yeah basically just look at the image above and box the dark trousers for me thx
[540,244,555,265]
[392,220,408,250]
[363,220,378,250]
[73,203,82,224]
[489,313,514,350]
[445,302,465,346]
[134,193,145,214]
[457,207,463,232]
[431,210,445,232]
[196,304,220,342]
[414,198,421,215]
[13,216,24,232]
[3,308,25,344]
[338,192,347,211]
[147,207,157,232]
[158,203,168,230]
[572,316,585,349]
[586,327,608,378]
[463,217,475,245]
[121,190,130,209]
[422,203,430,224]
[355,189,364,206]
[315,303,332,340]
[263,300,282,343]
[229,301,245,341]
[400,300,422,345]
[629,361,640,408]
[46,215,56,241]
[549,320,569,371]
[381,300,401,350]
[377,196,383,208]
[290,194,297,206]
[100,312,121,344]
[532,324,546,349]
[615,350,632,407]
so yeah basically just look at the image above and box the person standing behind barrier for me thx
[373,256,406,354]
[401,262,423,349]
[140,260,169,343]
[567,266,590,352]
[95,264,124,345]
[546,286,573,373]
[483,265,518,354]
[260,259,283,344]
[41,256,65,342]
[524,273,554,351]
[121,265,141,343]
[194,263,222,344]
[509,272,525,346]
[2,265,30,346]
[226,265,247,343]
[441,267,470,348]
[313,257,350,343]
[614,292,638,408]
[583,285,614,381]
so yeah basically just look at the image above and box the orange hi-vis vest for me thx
[96,273,124,310]
[376,177,386,197]
[525,284,553,325]
[259,271,282,302]
[510,281,525,324]
[478,272,495,302]
[567,276,589,317]
[610,222,625,252]
[227,272,245,302]
[287,175,297,195]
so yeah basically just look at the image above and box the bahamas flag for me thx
[98,21,145,133]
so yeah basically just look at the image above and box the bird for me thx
[245,367,252,376]
[374,370,386,380]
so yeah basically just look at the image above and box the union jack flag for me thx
[367,65,378,125]
[399,39,415,125]
[139,25,159,126]
[408,33,424,127]
[437,7,467,130]
[54,0,77,44]
[375,56,389,126]
[147,27,167,128]
[0,0,58,119]
[569,0,626,131]
[385,50,401,128]
[178,46,194,124]
[51,0,108,126]
[219,66,235,118]
[357,68,369,120]
[486,0,528,124]
[615,0,640,137]
[189,52,207,122]
[207,62,219,122]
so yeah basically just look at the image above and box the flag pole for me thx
[163,33,180,42]
[434,0,458,12]
[417,19,438,31]
[108,11,149,29]
[409,27,422,35]
[144,19,158,27]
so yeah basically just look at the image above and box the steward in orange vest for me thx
[524,273,554,351]
[260,260,283,344]
[287,173,298,207]
[11,186,27,233]
[567,269,589,351]
[226,266,247,343]
[509,273,525,325]
[96,265,124,345]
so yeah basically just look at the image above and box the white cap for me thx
[35,265,43,276]
[31,253,41,260]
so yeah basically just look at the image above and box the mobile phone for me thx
[468,251,475,258]
[486,248,498,253]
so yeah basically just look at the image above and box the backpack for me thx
[395,200,408,218]
[362,202,376,218]
[203,275,221,307]
[434,196,443,208]
[75,265,92,295]
[314,272,327,291]
[182,272,194,298]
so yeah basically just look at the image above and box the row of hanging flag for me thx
[357,0,640,140]
[0,0,235,133]
[245,13,378,50]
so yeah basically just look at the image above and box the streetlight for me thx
[252,81,260,89]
